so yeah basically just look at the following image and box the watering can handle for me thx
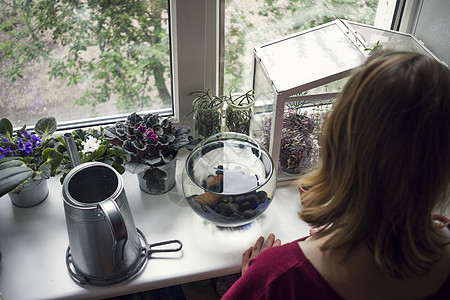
[98,200,128,266]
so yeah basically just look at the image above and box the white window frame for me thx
[171,0,220,130]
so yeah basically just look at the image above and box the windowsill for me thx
[0,149,310,299]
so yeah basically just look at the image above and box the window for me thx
[221,0,383,94]
[1,0,405,132]
[399,0,449,66]
[0,0,173,129]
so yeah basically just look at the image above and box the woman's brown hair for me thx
[298,53,450,278]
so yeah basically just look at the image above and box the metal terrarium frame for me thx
[251,19,443,185]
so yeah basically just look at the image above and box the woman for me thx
[222,52,450,299]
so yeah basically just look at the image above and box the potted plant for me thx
[187,89,224,139]
[225,90,254,135]
[261,99,327,175]
[104,112,194,195]
[58,127,128,183]
[279,109,315,174]
[278,99,332,175]
[0,117,63,206]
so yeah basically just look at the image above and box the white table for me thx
[0,151,310,300]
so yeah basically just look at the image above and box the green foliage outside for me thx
[0,0,171,121]
[0,0,378,126]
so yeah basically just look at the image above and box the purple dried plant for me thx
[280,110,314,157]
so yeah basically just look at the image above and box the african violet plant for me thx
[104,112,195,194]
[0,117,63,197]
[58,127,128,183]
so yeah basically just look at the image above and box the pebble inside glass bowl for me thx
[182,132,276,227]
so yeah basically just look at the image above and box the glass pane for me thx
[349,22,438,57]
[223,0,380,93]
[277,99,333,178]
[252,59,275,145]
[258,23,365,92]
[0,0,172,128]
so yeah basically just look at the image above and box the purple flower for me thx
[0,147,7,158]
[145,129,159,142]
[31,134,42,147]
[137,125,147,133]
[0,145,16,157]
[17,139,25,152]
[24,141,34,155]
[21,130,32,139]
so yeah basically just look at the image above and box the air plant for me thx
[186,89,224,139]
[225,90,254,135]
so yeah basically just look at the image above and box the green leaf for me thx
[143,167,167,194]
[34,117,57,140]
[34,163,51,180]
[0,166,32,197]
[41,148,64,173]
[0,159,25,170]
[113,164,125,174]
[0,156,22,165]
[0,118,13,140]
[91,144,107,160]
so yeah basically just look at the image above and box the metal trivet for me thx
[65,228,183,286]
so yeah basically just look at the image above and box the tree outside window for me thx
[0,0,172,127]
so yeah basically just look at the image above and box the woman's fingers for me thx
[241,246,253,274]
[252,234,281,256]
[250,236,265,259]
[273,238,281,247]
[261,233,276,251]
[241,234,281,275]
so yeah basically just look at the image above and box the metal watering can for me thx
[62,133,182,286]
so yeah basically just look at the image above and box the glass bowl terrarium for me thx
[182,132,276,228]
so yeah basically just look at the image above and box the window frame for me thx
[62,0,402,131]
[171,0,220,131]
[55,0,402,131]
[7,1,407,132]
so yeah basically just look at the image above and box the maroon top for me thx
[222,236,450,300]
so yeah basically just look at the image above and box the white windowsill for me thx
[0,148,310,300]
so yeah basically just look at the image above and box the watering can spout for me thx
[64,133,82,168]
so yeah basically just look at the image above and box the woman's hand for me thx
[241,233,281,274]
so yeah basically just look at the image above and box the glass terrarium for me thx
[251,19,443,185]
[182,132,276,228]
